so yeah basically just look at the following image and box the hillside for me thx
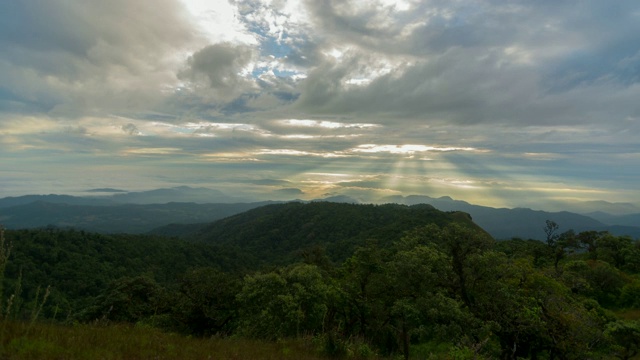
[190,201,487,265]
[0,202,483,315]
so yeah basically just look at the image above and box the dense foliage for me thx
[0,203,639,359]
[191,202,479,265]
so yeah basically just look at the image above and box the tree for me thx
[236,263,331,340]
[371,224,494,358]
[172,267,241,336]
[386,244,461,359]
[543,221,579,271]
[544,220,560,247]
[82,275,167,323]
[599,234,635,269]
[464,253,548,359]
[619,279,640,308]
[431,224,494,308]
[577,230,607,260]
[605,320,640,360]
[335,244,389,341]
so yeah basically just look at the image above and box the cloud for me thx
[273,188,304,196]
[0,0,200,117]
[121,123,141,136]
[2,0,640,208]
[3,0,639,127]
[285,0,640,130]
[122,147,184,156]
[350,144,481,154]
[178,43,256,100]
[86,188,128,193]
[280,119,379,129]
[243,179,294,186]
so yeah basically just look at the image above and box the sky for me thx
[1,0,639,210]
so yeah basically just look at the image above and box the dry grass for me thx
[616,308,640,321]
[0,321,339,360]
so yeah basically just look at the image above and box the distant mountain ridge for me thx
[0,201,278,234]
[0,186,248,208]
[583,211,640,228]
[551,200,640,216]
[0,194,116,208]
[380,195,640,239]
[1,187,639,239]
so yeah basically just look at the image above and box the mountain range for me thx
[0,186,638,240]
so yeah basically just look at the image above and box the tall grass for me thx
[0,321,341,360]
[0,226,11,315]
[617,308,640,321]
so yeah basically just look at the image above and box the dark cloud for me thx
[179,43,254,94]
[274,188,304,196]
[121,123,141,136]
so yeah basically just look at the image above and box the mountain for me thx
[0,201,277,233]
[189,202,486,265]
[379,195,640,239]
[551,200,640,216]
[0,186,249,208]
[583,211,640,227]
[311,195,360,203]
[1,188,638,239]
[0,194,115,208]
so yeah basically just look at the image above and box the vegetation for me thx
[0,321,336,360]
[0,202,639,359]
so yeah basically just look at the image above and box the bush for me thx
[620,281,640,308]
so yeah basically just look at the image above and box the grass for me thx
[0,321,346,360]
[616,308,640,321]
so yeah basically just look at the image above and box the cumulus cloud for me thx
[178,43,256,99]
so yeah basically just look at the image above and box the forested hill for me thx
[0,202,485,323]
[188,201,487,265]
[2,201,640,359]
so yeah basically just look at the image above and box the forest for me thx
[0,202,639,359]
